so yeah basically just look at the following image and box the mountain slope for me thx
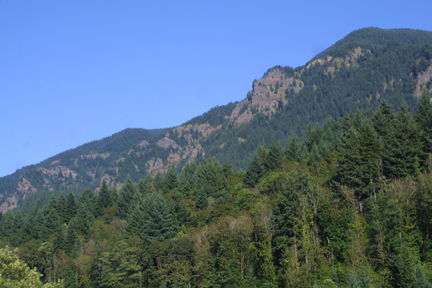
[1,27,432,212]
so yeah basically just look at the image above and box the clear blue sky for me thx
[1,0,431,177]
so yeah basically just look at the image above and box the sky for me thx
[1,0,431,178]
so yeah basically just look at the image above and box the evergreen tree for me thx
[265,138,283,172]
[74,204,91,238]
[97,180,111,216]
[0,210,16,239]
[195,187,209,210]
[284,133,307,162]
[384,102,421,178]
[359,123,381,196]
[164,163,178,192]
[222,159,233,179]
[333,127,365,197]
[137,174,154,198]
[195,160,227,203]
[142,193,175,245]
[273,172,310,263]
[178,161,197,195]
[116,175,138,219]
[372,99,394,139]
[40,206,61,240]
[124,205,146,239]
[56,193,68,224]
[244,153,264,188]
[65,191,78,223]
[415,93,432,166]
[153,171,165,192]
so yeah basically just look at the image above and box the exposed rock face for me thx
[157,138,181,150]
[415,59,432,96]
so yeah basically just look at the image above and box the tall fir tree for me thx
[65,191,78,223]
[264,138,283,172]
[97,180,112,216]
[243,153,264,188]
[142,193,175,245]
[178,161,197,195]
[284,133,307,162]
[164,163,178,192]
[384,102,421,178]
[116,175,138,219]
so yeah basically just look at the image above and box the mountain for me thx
[1,27,432,212]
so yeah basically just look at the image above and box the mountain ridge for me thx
[1,27,432,212]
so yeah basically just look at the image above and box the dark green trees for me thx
[142,193,175,244]
[384,102,421,178]
[116,175,138,219]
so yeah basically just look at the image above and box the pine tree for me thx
[74,204,91,238]
[1,210,16,239]
[164,163,178,192]
[64,218,77,256]
[243,153,264,188]
[415,93,432,166]
[178,161,197,195]
[273,172,310,263]
[124,205,146,239]
[56,193,68,224]
[265,138,283,172]
[373,99,394,139]
[384,102,421,178]
[97,180,112,216]
[116,175,138,219]
[359,124,381,196]
[153,171,165,192]
[40,206,61,240]
[137,174,154,198]
[142,193,175,244]
[332,127,365,197]
[195,160,227,203]
[195,187,209,210]
[284,133,307,162]
[222,159,233,179]
[66,191,78,223]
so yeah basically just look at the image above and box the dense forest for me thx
[2,94,432,287]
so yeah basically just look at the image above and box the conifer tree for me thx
[66,191,78,223]
[164,163,178,192]
[359,124,381,195]
[153,171,165,192]
[195,160,227,203]
[265,138,283,172]
[384,102,421,178]
[222,159,233,179]
[40,206,61,240]
[415,93,432,165]
[284,133,306,162]
[97,180,111,216]
[138,174,154,197]
[372,99,394,139]
[273,172,310,263]
[0,210,16,239]
[142,193,175,244]
[333,127,365,196]
[124,205,146,239]
[178,161,197,195]
[243,153,264,188]
[56,193,68,224]
[116,175,138,219]
[74,204,91,238]
[195,187,209,210]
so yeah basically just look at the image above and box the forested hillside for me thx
[2,96,432,287]
[1,27,432,212]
